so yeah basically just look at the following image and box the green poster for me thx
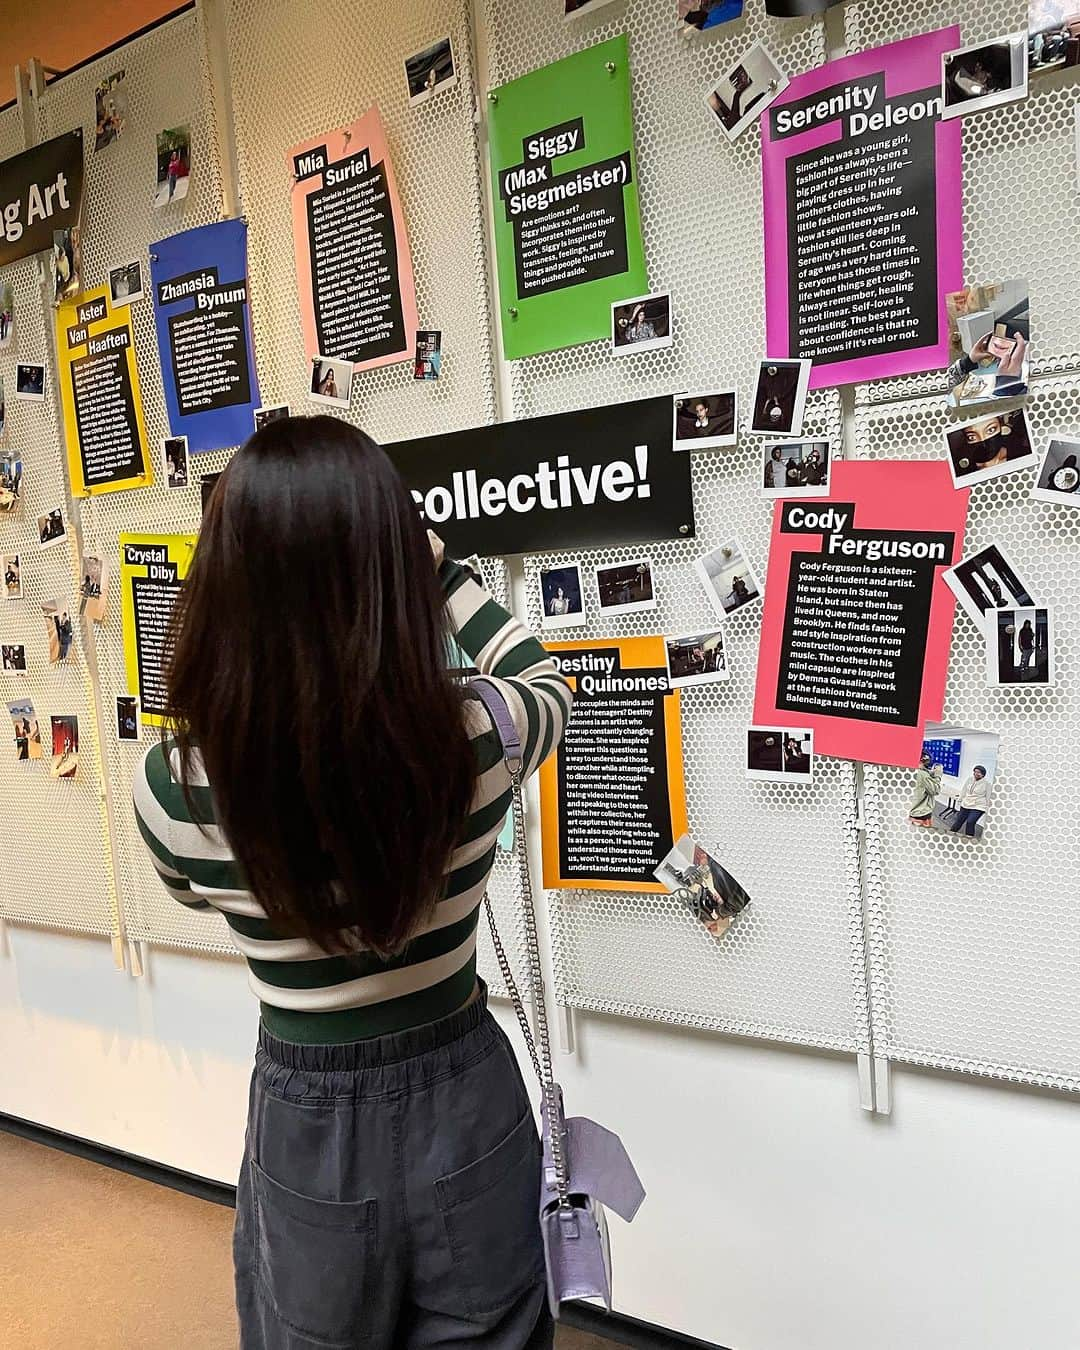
[488,35,647,360]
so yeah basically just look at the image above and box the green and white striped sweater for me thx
[132,560,572,1044]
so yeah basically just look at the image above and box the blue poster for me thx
[150,219,260,453]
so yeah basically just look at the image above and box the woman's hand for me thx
[998,331,1027,377]
[427,530,445,569]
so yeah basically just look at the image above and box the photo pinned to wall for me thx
[1,644,26,674]
[200,472,222,514]
[3,553,21,600]
[1028,0,1080,76]
[944,407,1037,487]
[943,542,1037,627]
[678,0,744,35]
[612,293,672,353]
[750,359,810,436]
[116,694,141,742]
[108,259,144,307]
[162,435,188,489]
[941,33,1028,119]
[1032,436,1080,504]
[0,283,13,348]
[0,452,22,514]
[594,559,657,613]
[93,70,128,150]
[564,0,621,17]
[988,606,1054,685]
[41,599,75,665]
[253,405,291,431]
[405,36,457,105]
[664,629,729,687]
[52,227,82,307]
[16,363,46,402]
[36,507,66,550]
[80,553,108,624]
[761,440,829,497]
[909,723,1000,838]
[154,126,192,208]
[50,715,79,779]
[539,563,587,629]
[654,833,751,938]
[694,538,763,621]
[8,698,42,761]
[310,355,354,406]
[672,390,737,450]
[945,277,1029,406]
[0,377,4,441]
[747,726,814,782]
[704,42,789,140]
[413,330,442,380]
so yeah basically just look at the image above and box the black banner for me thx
[385,396,692,558]
[0,131,85,267]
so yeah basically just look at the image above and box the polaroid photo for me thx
[746,726,814,782]
[673,390,737,450]
[1028,0,1080,77]
[761,440,830,498]
[94,70,128,151]
[50,715,79,779]
[654,833,751,939]
[694,538,763,621]
[16,363,46,402]
[565,0,620,18]
[37,507,67,550]
[162,436,189,489]
[943,542,1038,627]
[0,283,13,349]
[253,404,291,431]
[1,645,26,674]
[310,355,354,407]
[405,36,457,105]
[612,293,672,354]
[1032,436,1080,505]
[539,563,587,630]
[750,359,811,437]
[414,330,442,381]
[941,33,1028,119]
[52,227,82,307]
[155,126,192,208]
[80,554,108,624]
[909,723,1000,838]
[0,377,4,441]
[594,559,657,614]
[987,606,1054,686]
[679,0,744,36]
[41,599,75,665]
[0,453,22,514]
[944,407,1037,487]
[3,554,21,600]
[665,629,729,688]
[109,259,144,308]
[704,42,789,141]
[946,278,1029,407]
[8,697,42,761]
[116,695,141,742]
[200,472,222,514]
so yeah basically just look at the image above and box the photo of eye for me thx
[944,408,1037,487]
[941,34,1028,119]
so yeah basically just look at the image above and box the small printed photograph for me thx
[694,538,763,621]
[679,0,744,34]
[761,440,830,497]
[8,697,42,761]
[50,715,79,779]
[80,554,108,624]
[37,507,67,550]
[988,606,1053,685]
[116,695,141,742]
[0,376,4,441]
[704,42,789,141]
[1,644,26,674]
[945,277,1029,406]
[750,359,811,436]
[414,330,442,381]
[253,404,291,431]
[310,355,354,406]
[0,282,13,348]
[654,833,751,939]
[52,227,82,307]
[155,126,192,208]
[0,453,22,513]
[94,69,128,151]
[944,408,1037,487]
[41,599,75,665]
[564,0,620,17]
[665,630,729,687]
[909,723,1000,838]
[539,563,587,630]
[109,259,144,307]
[594,559,657,614]
[672,390,737,450]
[1032,436,1080,505]
[162,435,189,489]
[3,554,20,600]
[200,472,222,514]
[747,726,814,782]
[1028,0,1080,75]
[943,542,1037,627]
[16,363,46,402]
[612,293,672,354]
[405,36,457,105]
[941,34,1028,119]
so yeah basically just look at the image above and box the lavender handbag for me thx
[471,677,646,1318]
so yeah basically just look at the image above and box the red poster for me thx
[753,460,968,766]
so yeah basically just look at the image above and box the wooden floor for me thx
[0,1130,616,1349]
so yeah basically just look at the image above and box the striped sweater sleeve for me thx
[441,559,573,778]
[132,742,214,910]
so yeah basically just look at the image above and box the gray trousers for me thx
[234,984,553,1349]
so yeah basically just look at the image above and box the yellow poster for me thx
[57,286,152,496]
[119,533,195,728]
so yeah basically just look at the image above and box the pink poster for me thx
[288,109,418,372]
[752,461,968,767]
[761,28,962,390]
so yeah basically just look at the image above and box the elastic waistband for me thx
[257,980,491,1073]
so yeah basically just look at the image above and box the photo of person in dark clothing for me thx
[990,607,1053,685]
[673,391,737,449]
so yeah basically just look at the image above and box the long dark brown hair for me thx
[164,416,475,954]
